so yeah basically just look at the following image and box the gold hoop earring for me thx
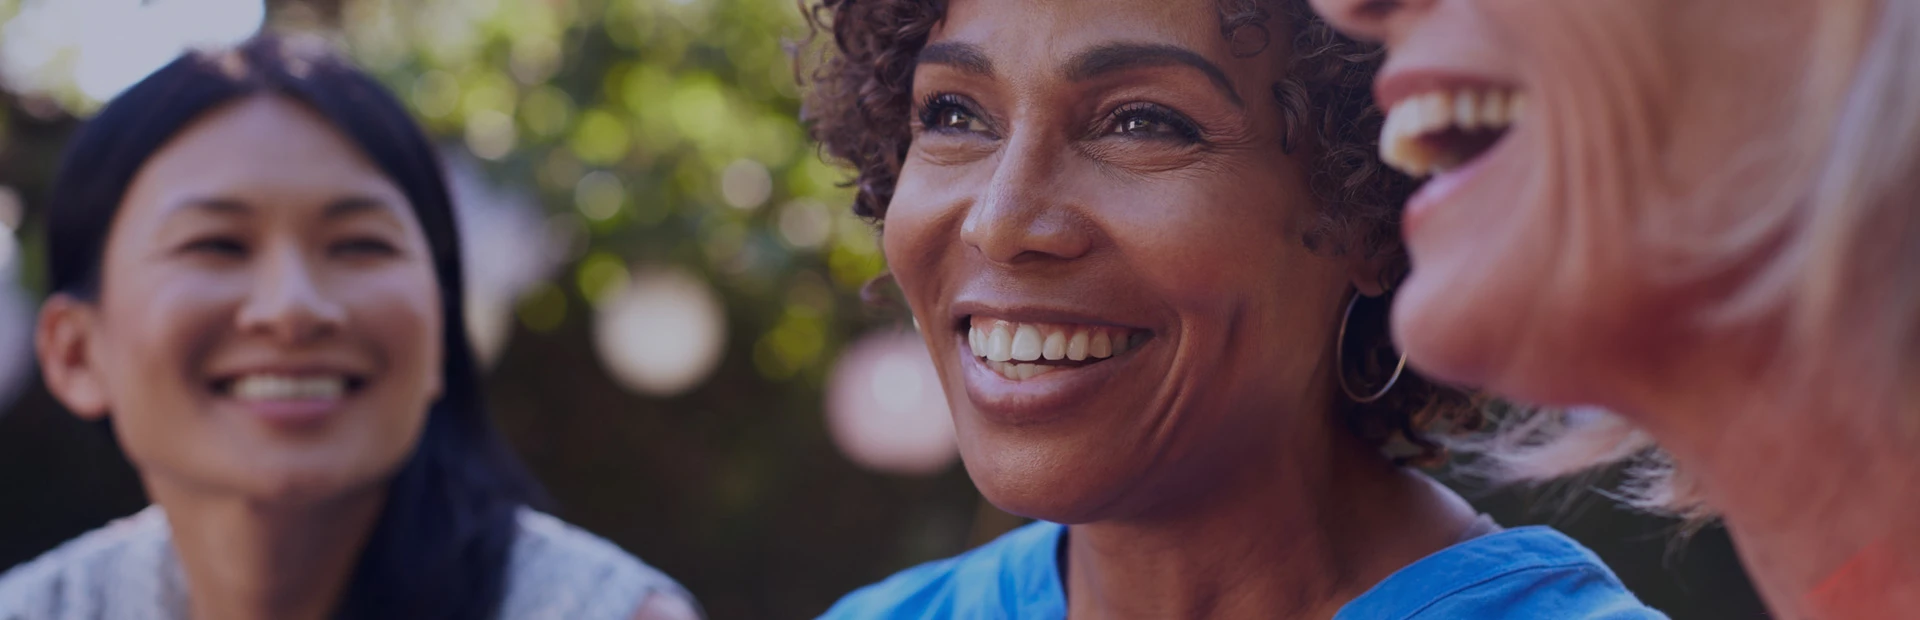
[1336,292,1408,404]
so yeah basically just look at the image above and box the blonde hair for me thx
[1453,0,1920,519]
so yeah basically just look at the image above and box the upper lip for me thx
[949,299,1152,333]
[1373,67,1521,114]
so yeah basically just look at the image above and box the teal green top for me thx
[822,520,1666,619]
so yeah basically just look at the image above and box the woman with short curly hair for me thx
[802,0,1662,617]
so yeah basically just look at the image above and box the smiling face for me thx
[39,95,445,504]
[884,0,1369,522]
[1308,0,1861,406]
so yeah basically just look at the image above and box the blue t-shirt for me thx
[821,521,1665,619]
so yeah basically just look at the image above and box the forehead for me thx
[121,94,409,219]
[934,0,1277,74]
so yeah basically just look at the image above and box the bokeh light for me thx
[0,186,21,234]
[776,198,832,250]
[593,267,728,397]
[463,109,517,160]
[0,187,37,412]
[574,170,625,222]
[0,272,33,413]
[446,155,561,366]
[0,0,264,107]
[719,158,772,210]
[825,329,958,476]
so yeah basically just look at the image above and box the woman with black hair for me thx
[0,36,697,620]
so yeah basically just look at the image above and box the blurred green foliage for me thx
[331,0,883,387]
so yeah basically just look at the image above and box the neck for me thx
[1062,429,1478,620]
[1624,337,1920,619]
[148,480,387,620]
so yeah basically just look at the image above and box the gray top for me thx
[0,505,692,620]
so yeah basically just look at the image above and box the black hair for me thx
[42,35,546,619]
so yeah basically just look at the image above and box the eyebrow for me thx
[916,41,994,76]
[1065,42,1243,108]
[319,196,394,220]
[170,196,399,220]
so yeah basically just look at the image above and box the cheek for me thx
[87,276,238,478]
[354,267,444,395]
[1101,166,1307,307]
[1410,0,1791,399]
[1103,169,1340,383]
[99,275,234,399]
[1390,1,1668,388]
[882,159,975,306]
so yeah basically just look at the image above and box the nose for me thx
[235,245,346,344]
[1309,0,1430,45]
[958,134,1094,266]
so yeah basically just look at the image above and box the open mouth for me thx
[211,373,369,401]
[1380,87,1527,178]
[961,317,1150,381]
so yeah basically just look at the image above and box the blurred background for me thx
[0,0,1765,618]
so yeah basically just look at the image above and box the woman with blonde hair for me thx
[1308,0,1920,617]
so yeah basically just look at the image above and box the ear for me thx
[37,295,112,421]
[1345,250,1398,298]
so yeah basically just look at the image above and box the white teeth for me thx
[986,324,1013,362]
[1067,331,1089,361]
[1478,91,1507,128]
[1379,88,1527,178]
[1454,90,1480,131]
[1011,324,1043,361]
[983,360,1058,381]
[1042,331,1067,361]
[230,375,345,401]
[967,320,1146,379]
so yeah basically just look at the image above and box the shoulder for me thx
[0,507,179,618]
[820,520,1067,620]
[1338,526,1668,620]
[499,508,697,620]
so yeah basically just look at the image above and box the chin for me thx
[246,476,347,507]
[1391,267,1510,391]
[1396,275,1639,409]
[957,432,1133,525]
[233,459,386,508]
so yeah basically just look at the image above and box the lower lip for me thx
[956,333,1142,426]
[1403,136,1509,235]
[224,397,348,429]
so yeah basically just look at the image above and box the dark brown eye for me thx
[936,106,987,133]
[182,237,248,258]
[919,93,990,134]
[1118,116,1166,135]
[1107,103,1203,143]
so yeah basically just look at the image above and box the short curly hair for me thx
[798,0,1482,465]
